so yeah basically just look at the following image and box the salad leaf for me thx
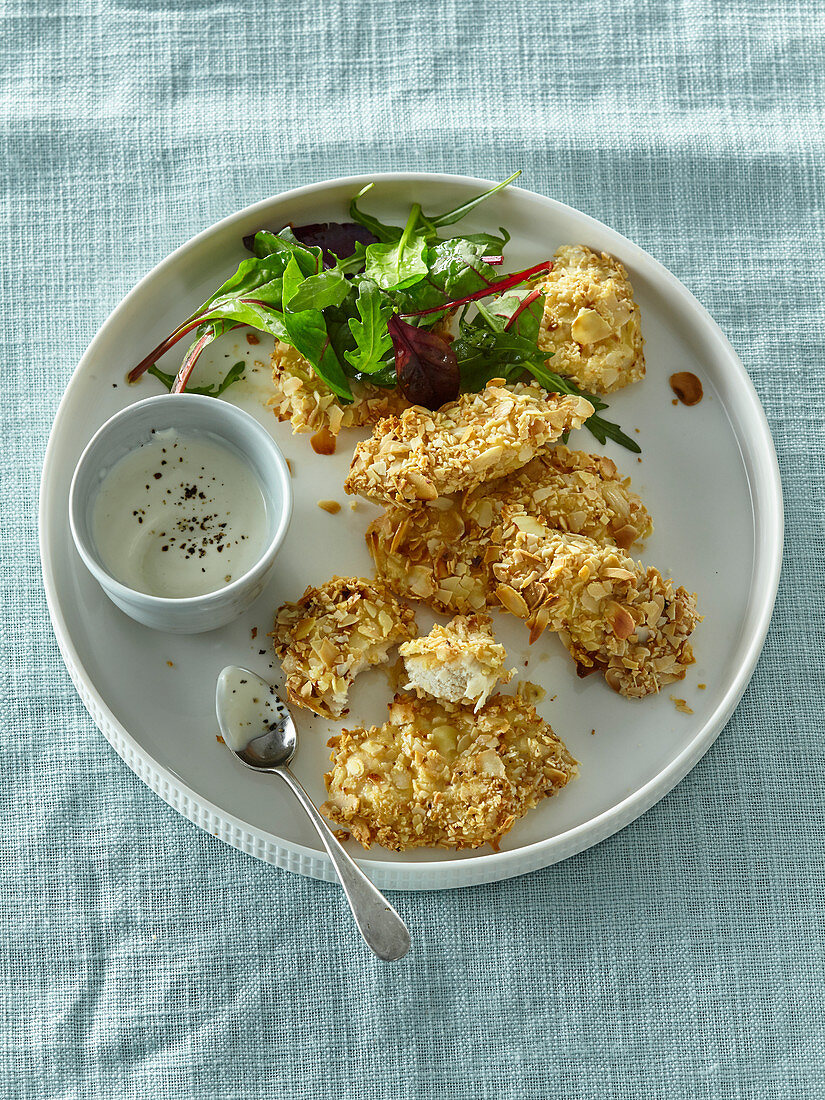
[240,230,317,270]
[364,237,428,290]
[170,327,225,393]
[403,259,551,319]
[478,284,545,342]
[349,184,404,244]
[388,315,459,409]
[363,204,429,291]
[350,173,520,245]
[284,264,351,312]
[424,171,521,228]
[281,255,353,401]
[344,281,393,374]
[197,252,292,313]
[290,221,378,265]
[389,238,501,319]
[457,229,511,253]
[148,360,246,397]
[169,293,288,347]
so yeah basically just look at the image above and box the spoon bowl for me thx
[215,666,411,962]
[216,665,296,768]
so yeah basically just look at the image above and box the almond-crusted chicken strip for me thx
[322,693,576,851]
[269,341,410,436]
[538,245,645,394]
[493,523,699,698]
[368,496,490,614]
[367,446,652,615]
[344,381,593,508]
[271,577,417,718]
[399,614,514,712]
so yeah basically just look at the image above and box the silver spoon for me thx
[215,665,411,962]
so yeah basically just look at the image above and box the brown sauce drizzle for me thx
[310,426,337,455]
[669,372,703,406]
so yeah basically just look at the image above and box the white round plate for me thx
[40,174,783,891]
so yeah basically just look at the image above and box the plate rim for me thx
[39,171,784,890]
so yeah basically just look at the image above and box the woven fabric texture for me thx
[2,0,824,1096]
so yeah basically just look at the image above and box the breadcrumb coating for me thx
[269,341,410,435]
[538,245,645,394]
[344,381,593,508]
[366,446,652,615]
[399,614,514,712]
[271,576,417,718]
[493,523,699,697]
[322,693,577,851]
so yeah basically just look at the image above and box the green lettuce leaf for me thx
[281,255,353,401]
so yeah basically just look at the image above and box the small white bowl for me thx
[69,394,292,633]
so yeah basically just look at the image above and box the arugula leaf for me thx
[578,413,640,452]
[148,360,246,397]
[363,205,429,291]
[344,281,393,374]
[281,255,353,401]
[349,184,404,244]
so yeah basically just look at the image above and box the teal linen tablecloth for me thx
[2,1,824,1096]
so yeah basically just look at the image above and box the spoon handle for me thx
[277,766,411,962]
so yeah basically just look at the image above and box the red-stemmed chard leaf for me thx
[504,287,544,330]
[481,255,504,265]
[388,315,459,410]
[127,316,206,382]
[171,329,220,393]
[402,260,552,318]
[127,295,281,384]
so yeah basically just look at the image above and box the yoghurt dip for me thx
[91,428,269,598]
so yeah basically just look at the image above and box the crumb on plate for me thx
[515,680,546,706]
